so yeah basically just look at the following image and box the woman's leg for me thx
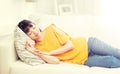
[88,37,120,59]
[84,55,120,68]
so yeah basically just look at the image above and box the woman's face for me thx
[26,25,42,42]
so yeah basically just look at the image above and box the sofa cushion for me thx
[14,26,46,66]
[11,61,90,74]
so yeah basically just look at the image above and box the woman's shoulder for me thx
[44,24,54,30]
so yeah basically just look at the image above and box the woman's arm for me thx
[25,42,60,64]
[34,52,60,64]
[49,24,74,56]
[49,40,74,56]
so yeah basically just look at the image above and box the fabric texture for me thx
[35,24,88,64]
[14,26,45,66]
[84,37,120,68]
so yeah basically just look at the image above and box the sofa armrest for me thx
[0,33,17,74]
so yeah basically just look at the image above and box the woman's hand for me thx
[34,50,50,55]
[25,42,50,55]
[25,41,35,53]
[25,41,60,64]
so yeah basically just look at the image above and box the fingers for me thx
[25,41,35,52]
[34,50,50,55]
[26,41,31,47]
[25,42,29,48]
[34,50,42,54]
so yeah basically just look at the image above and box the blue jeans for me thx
[84,37,120,68]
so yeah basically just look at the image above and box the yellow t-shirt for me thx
[35,24,88,64]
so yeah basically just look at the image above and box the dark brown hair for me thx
[18,19,33,33]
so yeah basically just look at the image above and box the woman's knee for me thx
[107,56,120,68]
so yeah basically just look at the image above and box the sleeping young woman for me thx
[18,19,120,68]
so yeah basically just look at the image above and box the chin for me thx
[35,38,41,42]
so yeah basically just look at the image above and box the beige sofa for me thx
[1,15,120,74]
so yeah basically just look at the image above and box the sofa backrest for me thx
[29,14,94,37]
[93,16,120,48]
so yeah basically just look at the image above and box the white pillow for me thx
[14,26,46,66]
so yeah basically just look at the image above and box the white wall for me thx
[0,0,16,35]
[94,0,120,16]
[0,0,36,35]
[35,0,56,15]
[34,0,96,15]
[75,0,96,15]
[93,0,120,48]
